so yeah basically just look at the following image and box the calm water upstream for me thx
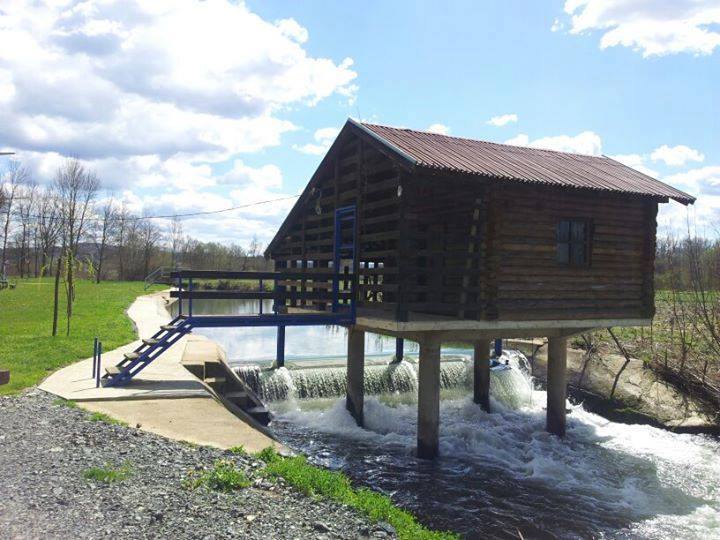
[191,300,720,539]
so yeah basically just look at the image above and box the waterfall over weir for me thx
[233,350,534,407]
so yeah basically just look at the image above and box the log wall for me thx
[269,130,658,322]
[488,183,657,321]
[269,131,402,313]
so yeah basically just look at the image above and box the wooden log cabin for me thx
[266,118,695,458]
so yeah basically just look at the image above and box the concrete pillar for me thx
[473,339,491,412]
[546,336,568,437]
[346,327,365,426]
[417,333,441,459]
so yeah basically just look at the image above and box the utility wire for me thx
[2,193,301,222]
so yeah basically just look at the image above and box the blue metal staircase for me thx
[103,315,193,387]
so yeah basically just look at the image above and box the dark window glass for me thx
[557,219,592,267]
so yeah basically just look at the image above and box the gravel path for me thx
[0,391,394,540]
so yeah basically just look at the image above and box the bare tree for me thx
[36,187,61,277]
[52,159,99,336]
[140,219,162,278]
[1,161,27,274]
[14,179,37,278]
[169,215,184,269]
[93,194,116,283]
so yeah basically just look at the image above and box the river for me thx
[192,300,720,539]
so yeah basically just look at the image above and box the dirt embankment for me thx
[509,339,719,433]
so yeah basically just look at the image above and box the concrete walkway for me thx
[39,292,282,452]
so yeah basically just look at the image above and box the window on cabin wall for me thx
[556,219,592,267]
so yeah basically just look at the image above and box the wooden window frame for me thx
[556,218,593,268]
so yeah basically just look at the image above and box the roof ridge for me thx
[358,120,605,160]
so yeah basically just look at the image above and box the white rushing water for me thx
[272,359,720,539]
[190,300,720,538]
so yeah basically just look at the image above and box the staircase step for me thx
[124,352,140,361]
[161,324,179,331]
[204,376,226,385]
[204,361,227,378]
[246,406,271,425]
[225,390,250,406]
[142,338,160,346]
[105,365,122,376]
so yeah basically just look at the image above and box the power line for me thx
[2,193,301,222]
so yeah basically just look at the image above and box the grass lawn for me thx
[0,278,163,395]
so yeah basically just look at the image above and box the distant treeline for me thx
[1,159,270,285]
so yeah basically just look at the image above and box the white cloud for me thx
[563,0,720,57]
[664,165,720,195]
[609,153,659,177]
[650,144,705,166]
[426,123,450,135]
[219,160,283,189]
[551,18,564,32]
[293,126,340,155]
[505,131,603,155]
[487,114,518,127]
[0,0,357,245]
[275,18,309,44]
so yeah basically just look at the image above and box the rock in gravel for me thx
[0,391,394,540]
[313,521,331,532]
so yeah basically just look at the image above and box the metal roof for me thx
[352,120,695,205]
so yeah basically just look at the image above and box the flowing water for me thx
[191,300,720,539]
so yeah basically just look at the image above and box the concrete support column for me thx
[473,339,491,412]
[417,333,441,459]
[346,327,365,427]
[546,336,568,437]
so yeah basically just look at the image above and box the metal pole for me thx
[395,338,404,363]
[259,279,264,315]
[276,325,286,368]
[92,337,98,378]
[494,338,503,358]
[188,277,193,317]
[177,275,183,316]
[332,209,340,313]
[95,341,102,388]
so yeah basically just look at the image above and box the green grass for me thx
[185,459,252,492]
[53,397,78,408]
[0,277,163,395]
[228,445,248,456]
[83,462,133,483]
[256,448,457,540]
[88,411,129,427]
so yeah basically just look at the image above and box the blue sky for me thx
[1,0,719,245]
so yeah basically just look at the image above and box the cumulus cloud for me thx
[650,144,705,166]
[487,114,518,127]
[664,166,720,195]
[426,123,450,135]
[293,127,341,155]
[0,0,357,244]
[562,0,720,57]
[609,153,659,177]
[505,131,602,155]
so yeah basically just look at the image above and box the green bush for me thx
[186,459,251,492]
[83,463,132,483]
